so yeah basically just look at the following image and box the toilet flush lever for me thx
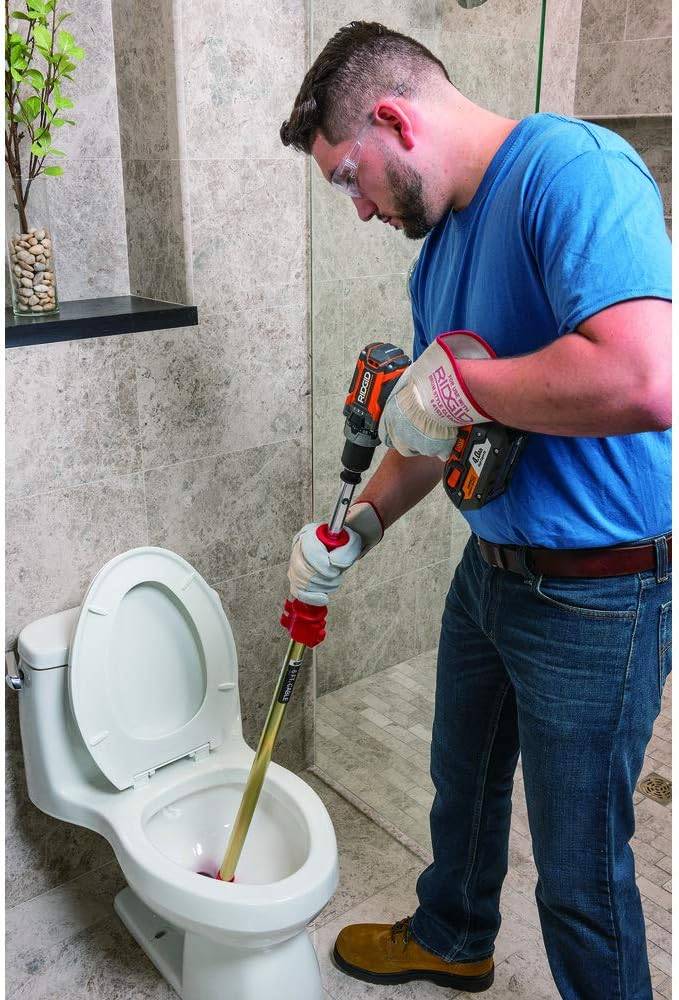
[5,650,23,691]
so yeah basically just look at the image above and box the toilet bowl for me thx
[13,546,338,1000]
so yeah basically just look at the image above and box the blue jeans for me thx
[410,535,671,999]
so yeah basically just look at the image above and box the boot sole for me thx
[333,944,494,992]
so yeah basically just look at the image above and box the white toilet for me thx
[11,546,338,1000]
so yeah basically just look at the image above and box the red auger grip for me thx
[281,598,328,647]
[280,523,349,646]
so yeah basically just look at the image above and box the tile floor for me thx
[4,662,671,999]
[316,649,673,998]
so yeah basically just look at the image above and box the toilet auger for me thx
[215,342,410,883]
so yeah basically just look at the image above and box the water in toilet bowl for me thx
[145,781,310,884]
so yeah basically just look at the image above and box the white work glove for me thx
[378,332,495,460]
[287,501,384,606]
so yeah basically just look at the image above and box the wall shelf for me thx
[5,295,198,349]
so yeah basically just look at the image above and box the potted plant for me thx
[5,0,84,315]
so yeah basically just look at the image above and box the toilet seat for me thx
[69,547,238,791]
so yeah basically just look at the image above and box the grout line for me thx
[6,855,121,912]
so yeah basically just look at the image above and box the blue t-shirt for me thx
[410,113,671,548]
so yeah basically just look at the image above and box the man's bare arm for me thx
[457,298,671,436]
[356,449,443,528]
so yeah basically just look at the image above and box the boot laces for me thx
[390,916,412,948]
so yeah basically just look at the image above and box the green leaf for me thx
[10,67,24,82]
[34,24,52,49]
[43,165,63,175]
[20,95,42,120]
[23,11,46,19]
[30,140,48,155]
[56,11,72,23]
[24,68,45,89]
[11,12,32,20]
[47,146,65,156]
[53,93,74,109]
[57,29,74,52]
[51,117,66,126]
[69,46,84,61]
[27,0,48,11]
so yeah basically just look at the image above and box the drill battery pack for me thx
[443,423,526,511]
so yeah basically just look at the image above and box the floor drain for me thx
[637,772,672,806]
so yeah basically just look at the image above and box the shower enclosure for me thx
[309,1,547,855]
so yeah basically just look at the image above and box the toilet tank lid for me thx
[18,606,80,669]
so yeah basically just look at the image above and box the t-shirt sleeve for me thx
[526,149,672,337]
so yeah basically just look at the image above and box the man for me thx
[281,21,671,999]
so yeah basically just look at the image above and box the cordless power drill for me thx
[342,341,526,511]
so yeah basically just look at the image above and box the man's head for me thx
[280,22,456,240]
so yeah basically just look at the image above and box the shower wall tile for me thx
[312,281,346,397]
[48,0,123,161]
[508,38,541,119]
[342,273,415,360]
[575,38,671,116]
[111,0,179,161]
[189,158,306,316]
[183,0,306,160]
[625,0,671,39]
[311,176,417,282]
[145,440,311,585]
[6,336,142,501]
[50,156,130,301]
[215,562,309,772]
[311,1,440,61]
[579,0,627,42]
[5,474,148,648]
[440,0,541,42]
[122,158,189,303]
[136,292,308,469]
[539,0,583,115]
[440,34,515,117]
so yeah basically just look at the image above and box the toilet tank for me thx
[15,606,105,822]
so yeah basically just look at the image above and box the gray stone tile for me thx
[6,473,148,647]
[6,861,125,995]
[440,0,541,42]
[5,743,115,909]
[311,2,440,62]
[50,157,130,301]
[46,0,123,160]
[575,38,671,116]
[112,0,179,160]
[578,0,627,42]
[189,158,306,316]
[144,439,310,584]
[311,172,418,283]
[625,0,672,40]
[135,289,308,469]
[313,281,347,398]
[539,0,582,115]
[440,34,515,117]
[6,337,142,500]
[215,562,311,772]
[304,771,422,930]
[7,911,175,1000]
[122,158,189,304]
[183,0,306,159]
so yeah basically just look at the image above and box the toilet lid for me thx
[69,547,239,790]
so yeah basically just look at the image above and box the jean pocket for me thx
[659,600,672,696]
[531,574,638,620]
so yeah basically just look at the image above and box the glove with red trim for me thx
[378,331,495,460]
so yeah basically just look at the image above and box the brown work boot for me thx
[333,916,494,991]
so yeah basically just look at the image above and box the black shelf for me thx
[5,295,198,348]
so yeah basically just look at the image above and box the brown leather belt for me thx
[477,533,671,578]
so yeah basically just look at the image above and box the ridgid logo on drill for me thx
[429,367,472,423]
[357,370,372,404]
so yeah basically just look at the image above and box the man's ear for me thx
[373,100,415,150]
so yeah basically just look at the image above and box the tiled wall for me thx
[6,0,310,908]
[575,0,671,115]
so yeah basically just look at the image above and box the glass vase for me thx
[6,173,60,317]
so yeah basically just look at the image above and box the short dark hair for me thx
[280,21,450,154]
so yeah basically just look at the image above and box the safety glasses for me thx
[330,124,371,200]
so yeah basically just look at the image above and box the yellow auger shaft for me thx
[218,638,306,882]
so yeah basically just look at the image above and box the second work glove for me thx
[287,501,384,606]
[378,331,495,460]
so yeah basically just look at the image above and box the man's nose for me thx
[352,197,377,222]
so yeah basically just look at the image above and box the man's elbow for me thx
[632,373,672,432]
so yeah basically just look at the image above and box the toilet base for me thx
[114,886,323,1000]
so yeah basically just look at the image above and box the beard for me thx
[383,154,439,240]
